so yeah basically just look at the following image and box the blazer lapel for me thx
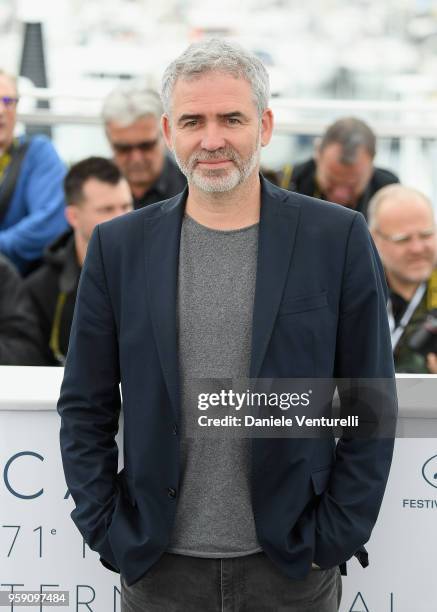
[144,190,187,420]
[250,179,301,378]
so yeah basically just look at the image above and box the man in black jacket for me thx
[0,254,44,364]
[281,117,398,219]
[57,40,397,612]
[24,157,132,365]
[102,81,186,209]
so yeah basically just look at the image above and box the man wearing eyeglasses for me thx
[0,70,68,274]
[369,184,437,373]
[102,81,186,210]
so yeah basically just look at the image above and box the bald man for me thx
[368,185,437,373]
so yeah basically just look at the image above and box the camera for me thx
[408,310,437,356]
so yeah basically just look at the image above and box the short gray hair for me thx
[161,38,270,117]
[102,78,163,127]
[0,69,18,94]
[368,184,434,230]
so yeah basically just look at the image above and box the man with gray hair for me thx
[58,39,396,611]
[102,80,185,209]
[281,117,398,218]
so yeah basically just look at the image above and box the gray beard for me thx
[173,141,260,193]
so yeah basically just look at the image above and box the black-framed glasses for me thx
[0,96,19,108]
[112,139,159,155]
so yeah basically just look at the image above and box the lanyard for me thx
[49,292,67,365]
[388,283,426,351]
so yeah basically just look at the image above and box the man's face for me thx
[372,196,436,286]
[161,72,273,193]
[66,177,133,247]
[106,116,165,191]
[315,143,374,207]
[0,74,18,153]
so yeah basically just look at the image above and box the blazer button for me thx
[167,487,177,499]
[172,424,178,435]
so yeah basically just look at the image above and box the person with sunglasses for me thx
[0,70,68,275]
[369,184,437,373]
[102,80,186,210]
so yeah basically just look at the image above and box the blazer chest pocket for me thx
[278,291,328,317]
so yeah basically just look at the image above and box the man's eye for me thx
[227,117,241,125]
[183,120,198,128]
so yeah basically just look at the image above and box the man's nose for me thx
[129,147,146,162]
[200,124,226,151]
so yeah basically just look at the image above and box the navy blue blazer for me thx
[58,177,397,586]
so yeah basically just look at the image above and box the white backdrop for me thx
[0,368,436,611]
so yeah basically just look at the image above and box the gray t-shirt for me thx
[167,214,261,557]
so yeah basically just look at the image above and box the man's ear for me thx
[161,114,173,151]
[65,205,78,230]
[260,108,274,147]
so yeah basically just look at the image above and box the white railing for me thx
[16,88,437,138]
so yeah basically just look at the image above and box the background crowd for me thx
[0,67,436,373]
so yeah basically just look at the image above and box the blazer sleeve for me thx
[313,212,398,568]
[57,225,120,570]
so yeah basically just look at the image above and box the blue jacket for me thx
[58,178,397,587]
[0,135,68,273]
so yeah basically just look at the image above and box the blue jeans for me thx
[121,552,342,611]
